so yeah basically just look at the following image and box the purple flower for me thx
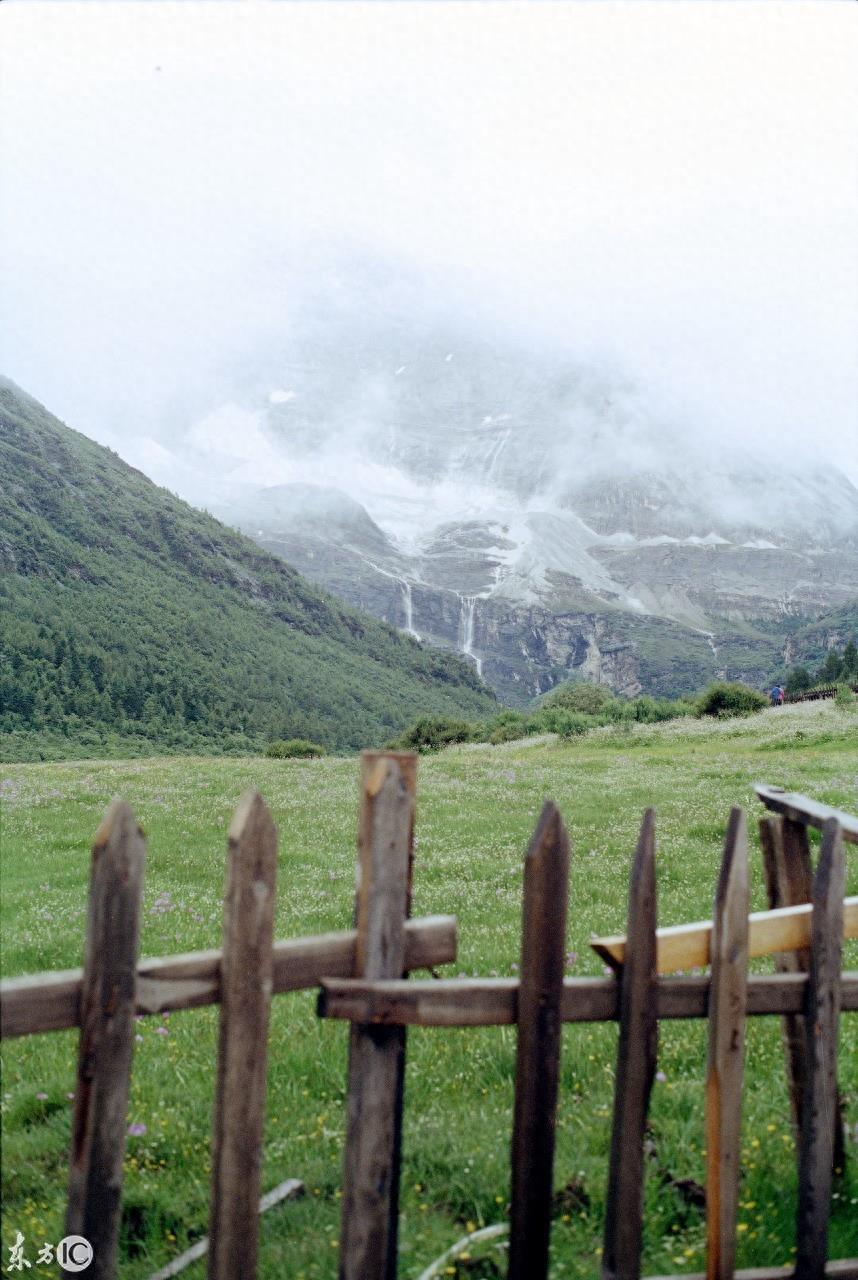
[127,1123,147,1137]
[510,962,518,972]
[36,1091,48,1101]
[655,1071,667,1083]
[135,1034,144,1043]
[66,1092,75,1100]
[155,1026,168,1036]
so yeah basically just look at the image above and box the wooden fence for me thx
[1,758,857,1280]
[784,683,858,704]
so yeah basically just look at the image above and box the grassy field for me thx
[1,701,857,1278]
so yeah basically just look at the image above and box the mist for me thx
[2,0,857,533]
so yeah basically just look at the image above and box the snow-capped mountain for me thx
[192,324,857,702]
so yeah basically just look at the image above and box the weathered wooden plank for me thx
[755,785,858,844]
[339,752,417,1280]
[590,897,857,974]
[508,801,570,1280]
[646,1262,858,1280]
[318,971,858,1026]
[795,819,845,1280]
[761,816,847,1174]
[705,808,750,1280]
[0,914,456,1039]
[602,809,657,1280]
[208,791,278,1280]
[65,801,146,1280]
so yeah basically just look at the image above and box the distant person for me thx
[770,685,783,706]
[778,686,785,704]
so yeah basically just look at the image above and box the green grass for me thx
[1,701,857,1278]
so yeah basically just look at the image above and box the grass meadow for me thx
[1,700,857,1278]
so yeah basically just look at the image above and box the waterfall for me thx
[400,580,420,640]
[457,594,482,677]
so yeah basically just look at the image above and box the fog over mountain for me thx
[2,3,857,700]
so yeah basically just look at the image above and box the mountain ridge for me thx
[0,378,496,759]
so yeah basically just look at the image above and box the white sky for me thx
[1,1,857,481]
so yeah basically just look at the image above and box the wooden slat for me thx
[590,897,858,974]
[705,808,749,1280]
[760,814,810,1141]
[318,971,858,1026]
[795,819,845,1280]
[208,791,278,1280]
[646,1262,858,1280]
[755,785,858,844]
[602,810,657,1280]
[64,801,146,1280]
[0,915,456,1039]
[508,801,570,1280]
[339,752,417,1280]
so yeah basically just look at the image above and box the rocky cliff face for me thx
[203,327,858,702]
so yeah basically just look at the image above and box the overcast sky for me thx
[2,1,857,486]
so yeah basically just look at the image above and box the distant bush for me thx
[696,682,767,719]
[265,739,327,759]
[541,681,615,716]
[390,716,474,753]
[834,683,855,708]
[554,711,591,738]
[483,710,529,745]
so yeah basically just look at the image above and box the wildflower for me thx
[35,1092,48,1101]
[655,1071,667,1083]
[128,1123,147,1137]
[155,1026,169,1036]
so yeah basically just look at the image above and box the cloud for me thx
[1,1,856,487]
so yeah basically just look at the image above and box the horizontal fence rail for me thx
[756,785,858,843]
[0,916,457,1039]
[317,971,858,1026]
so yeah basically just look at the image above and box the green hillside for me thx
[0,379,496,760]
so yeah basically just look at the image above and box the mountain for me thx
[196,323,858,702]
[0,378,496,760]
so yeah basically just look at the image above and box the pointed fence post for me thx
[508,801,570,1280]
[705,808,749,1280]
[794,819,845,1280]
[65,801,146,1280]
[602,809,658,1280]
[208,792,278,1280]
[339,752,417,1280]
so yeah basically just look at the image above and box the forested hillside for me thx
[0,379,496,759]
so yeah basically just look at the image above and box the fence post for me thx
[705,808,749,1280]
[508,801,570,1280]
[208,791,278,1280]
[794,819,845,1280]
[64,800,146,1280]
[339,751,417,1280]
[602,809,657,1280]
[760,813,845,1174]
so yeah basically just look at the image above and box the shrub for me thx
[391,716,474,753]
[834,683,855,708]
[484,710,528,745]
[555,711,591,738]
[540,681,615,716]
[696,682,768,719]
[265,739,327,759]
